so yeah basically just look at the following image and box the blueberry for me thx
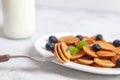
[113,40,120,47]
[45,42,55,51]
[96,34,103,40]
[76,35,83,40]
[92,44,101,51]
[49,36,58,43]
[116,58,120,67]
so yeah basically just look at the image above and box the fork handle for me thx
[0,54,34,62]
[0,54,10,62]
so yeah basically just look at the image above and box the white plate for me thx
[34,33,120,75]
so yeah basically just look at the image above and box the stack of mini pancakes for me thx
[52,35,120,68]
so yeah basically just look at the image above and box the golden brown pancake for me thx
[83,46,98,57]
[111,54,120,63]
[94,58,115,68]
[54,43,66,63]
[95,42,115,51]
[57,43,70,62]
[71,50,86,59]
[58,36,80,45]
[96,51,116,57]
[77,59,93,65]
[60,42,71,58]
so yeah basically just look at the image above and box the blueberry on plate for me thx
[92,44,101,51]
[49,36,58,43]
[76,35,83,40]
[45,42,55,51]
[116,58,120,67]
[96,34,103,40]
[113,40,120,47]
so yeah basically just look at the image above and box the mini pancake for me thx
[83,46,98,57]
[96,51,116,57]
[54,43,66,63]
[90,35,105,41]
[77,59,94,65]
[112,47,120,54]
[85,39,95,45]
[60,42,71,58]
[70,50,86,59]
[107,42,113,45]
[95,40,106,43]
[72,59,80,64]
[57,43,70,62]
[82,37,90,41]
[111,55,120,63]
[95,42,115,51]
[94,58,116,68]
[82,37,95,45]
[91,63,110,68]
[80,55,93,60]
[58,36,80,45]
[92,63,103,67]
[90,35,96,40]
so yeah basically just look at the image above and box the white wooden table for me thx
[0,7,120,80]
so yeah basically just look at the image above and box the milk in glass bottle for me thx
[2,0,35,39]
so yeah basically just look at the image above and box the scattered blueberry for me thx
[92,44,101,51]
[116,58,120,67]
[49,36,58,43]
[113,40,120,47]
[45,42,55,51]
[96,34,103,40]
[76,35,83,40]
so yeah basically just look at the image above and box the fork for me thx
[0,54,55,62]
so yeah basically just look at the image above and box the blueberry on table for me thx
[49,36,58,43]
[113,40,120,47]
[45,42,55,51]
[96,34,103,40]
[92,44,101,51]
[116,58,120,67]
[76,35,83,40]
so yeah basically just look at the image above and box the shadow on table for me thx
[26,46,120,80]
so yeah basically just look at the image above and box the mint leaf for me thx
[69,46,79,55]
[76,41,88,49]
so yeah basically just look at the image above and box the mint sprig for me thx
[69,46,79,55]
[69,41,87,55]
[76,40,88,49]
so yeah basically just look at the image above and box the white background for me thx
[0,0,120,12]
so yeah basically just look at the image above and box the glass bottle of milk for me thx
[2,0,35,39]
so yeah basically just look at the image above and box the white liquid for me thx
[2,0,35,39]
